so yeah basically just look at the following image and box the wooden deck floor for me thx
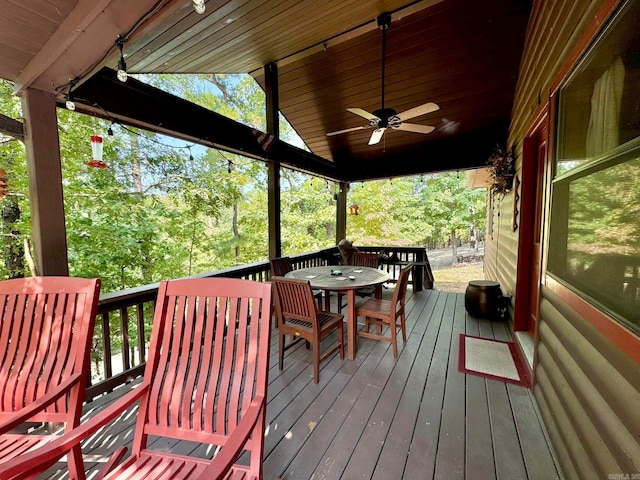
[43,289,562,479]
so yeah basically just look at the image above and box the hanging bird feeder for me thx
[349,204,360,215]
[86,135,109,168]
[0,169,8,199]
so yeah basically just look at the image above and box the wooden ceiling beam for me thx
[337,121,509,182]
[0,113,24,142]
[71,68,340,179]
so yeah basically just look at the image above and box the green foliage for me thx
[0,80,30,279]
[280,172,336,254]
[347,173,485,249]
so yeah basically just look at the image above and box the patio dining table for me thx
[285,265,390,360]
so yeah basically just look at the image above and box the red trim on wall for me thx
[545,276,640,364]
[514,106,548,333]
[550,0,622,95]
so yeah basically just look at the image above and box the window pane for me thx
[556,0,640,176]
[548,151,640,332]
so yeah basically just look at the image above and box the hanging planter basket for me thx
[488,146,514,195]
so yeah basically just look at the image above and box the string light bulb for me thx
[193,0,206,14]
[65,93,76,111]
[65,79,77,110]
[107,122,115,136]
[116,35,128,82]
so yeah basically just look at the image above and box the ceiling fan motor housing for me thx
[372,107,400,128]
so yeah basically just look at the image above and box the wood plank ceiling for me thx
[0,0,531,181]
[0,0,77,82]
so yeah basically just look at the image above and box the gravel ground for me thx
[428,243,485,293]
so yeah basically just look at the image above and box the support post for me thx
[336,182,348,242]
[21,88,69,276]
[265,62,282,259]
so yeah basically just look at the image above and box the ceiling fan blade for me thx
[395,123,436,134]
[326,125,370,137]
[368,128,386,145]
[396,102,440,121]
[347,108,380,121]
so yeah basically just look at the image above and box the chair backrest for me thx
[271,277,319,328]
[338,239,358,265]
[270,256,293,277]
[392,264,413,312]
[353,252,380,268]
[0,277,101,424]
[133,277,272,474]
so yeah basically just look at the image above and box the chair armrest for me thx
[0,373,82,434]
[0,383,149,480]
[196,395,266,480]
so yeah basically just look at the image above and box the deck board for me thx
[465,316,497,480]
[39,289,561,480]
[434,293,467,479]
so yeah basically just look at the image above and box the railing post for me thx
[336,182,348,242]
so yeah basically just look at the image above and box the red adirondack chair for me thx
[0,276,101,480]
[0,277,273,480]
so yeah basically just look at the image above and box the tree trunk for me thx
[229,162,240,262]
[131,136,153,283]
[233,202,240,262]
[2,196,25,278]
[451,228,458,258]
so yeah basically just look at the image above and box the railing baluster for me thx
[120,307,130,372]
[102,312,112,382]
[137,303,146,364]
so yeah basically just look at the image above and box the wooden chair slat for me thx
[2,295,24,412]
[353,252,380,268]
[192,296,214,433]
[51,293,77,411]
[181,296,205,430]
[225,301,249,430]
[171,294,198,430]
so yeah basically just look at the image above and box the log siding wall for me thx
[484,0,640,478]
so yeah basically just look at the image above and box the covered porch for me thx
[45,287,560,480]
[7,1,640,478]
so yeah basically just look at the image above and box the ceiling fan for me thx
[326,12,440,146]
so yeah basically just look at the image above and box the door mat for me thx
[458,334,529,387]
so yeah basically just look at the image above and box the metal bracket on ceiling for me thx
[377,12,391,30]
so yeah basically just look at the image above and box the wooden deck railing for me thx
[86,245,431,401]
